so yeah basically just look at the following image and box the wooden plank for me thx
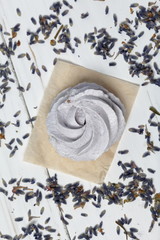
[0,0,160,239]
[0,1,69,238]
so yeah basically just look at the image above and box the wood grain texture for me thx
[0,0,160,239]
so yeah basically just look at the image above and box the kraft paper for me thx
[24,60,139,184]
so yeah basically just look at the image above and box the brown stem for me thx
[54,25,63,40]
[115,221,128,240]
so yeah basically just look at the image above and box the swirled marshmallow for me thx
[46,82,126,161]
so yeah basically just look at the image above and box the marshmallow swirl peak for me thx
[46,82,126,161]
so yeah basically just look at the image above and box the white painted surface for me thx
[0,0,160,239]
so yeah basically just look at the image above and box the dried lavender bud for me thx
[15,217,23,222]
[118,150,129,154]
[0,187,8,196]
[147,168,156,174]
[113,14,118,26]
[81,12,89,19]
[65,214,73,219]
[42,65,47,72]
[31,17,37,25]
[142,151,150,158]
[16,8,21,16]
[17,53,26,58]
[109,62,117,66]
[99,210,106,218]
[69,18,73,26]
[105,6,109,14]
[61,9,69,16]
